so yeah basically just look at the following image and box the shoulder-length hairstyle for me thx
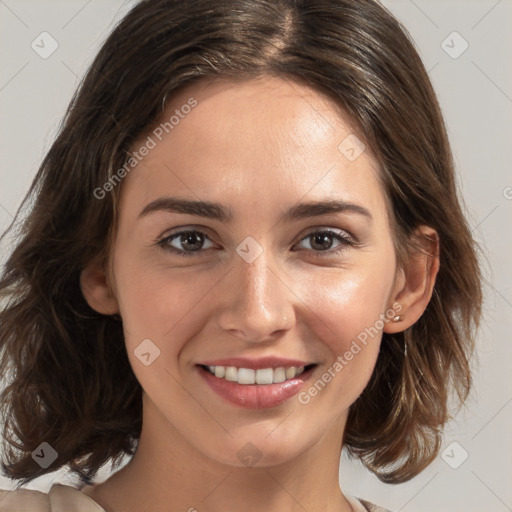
[0,0,482,486]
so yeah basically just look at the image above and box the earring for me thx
[392,315,403,322]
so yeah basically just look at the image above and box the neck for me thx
[85,394,354,512]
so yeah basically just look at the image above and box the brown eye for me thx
[295,229,355,256]
[158,230,214,256]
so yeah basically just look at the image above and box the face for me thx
[98,76,404,468]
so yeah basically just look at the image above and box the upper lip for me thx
[197,357,314,370]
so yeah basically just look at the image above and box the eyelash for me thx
[155,228,357,258]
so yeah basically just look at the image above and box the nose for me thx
[216,250,295,343]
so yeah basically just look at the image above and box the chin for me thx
[204,430,314,469]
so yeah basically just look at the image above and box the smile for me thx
[204,365,307,385]
[197,363,317,409]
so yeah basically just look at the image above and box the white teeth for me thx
[285,367,297,379]
[225,366,238,381]
[205,365,307,385]
[238,368,255,384]
[272,367,286,383]
[255,368,273,385]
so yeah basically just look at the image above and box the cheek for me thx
[112,252,220,361]
[301,264,394,347]
[112,237,185,323]
[112,263,210,401]
[293,263,395,408]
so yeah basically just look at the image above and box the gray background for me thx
[0,1,511,510]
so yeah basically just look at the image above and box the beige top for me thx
[0,484,393,511]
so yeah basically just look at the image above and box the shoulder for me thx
[0,484,105,511]
[0,486,50,511]
[347,494,396,512]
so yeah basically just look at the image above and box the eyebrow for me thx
[138,197,373,222]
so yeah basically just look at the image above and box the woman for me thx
[0,0,482,511]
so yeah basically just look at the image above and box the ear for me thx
[80,259,119,315]
[384,226,440,334]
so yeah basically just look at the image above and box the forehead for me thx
[121,76,388,224]
[157,75,362,164]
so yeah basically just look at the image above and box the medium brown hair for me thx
[0,0,482,486]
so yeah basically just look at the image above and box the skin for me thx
[80,76,439,512]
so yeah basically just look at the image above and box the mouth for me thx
[196,362,318,409]
[198,363,316,385]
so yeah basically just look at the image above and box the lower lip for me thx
[197,365,315,409]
